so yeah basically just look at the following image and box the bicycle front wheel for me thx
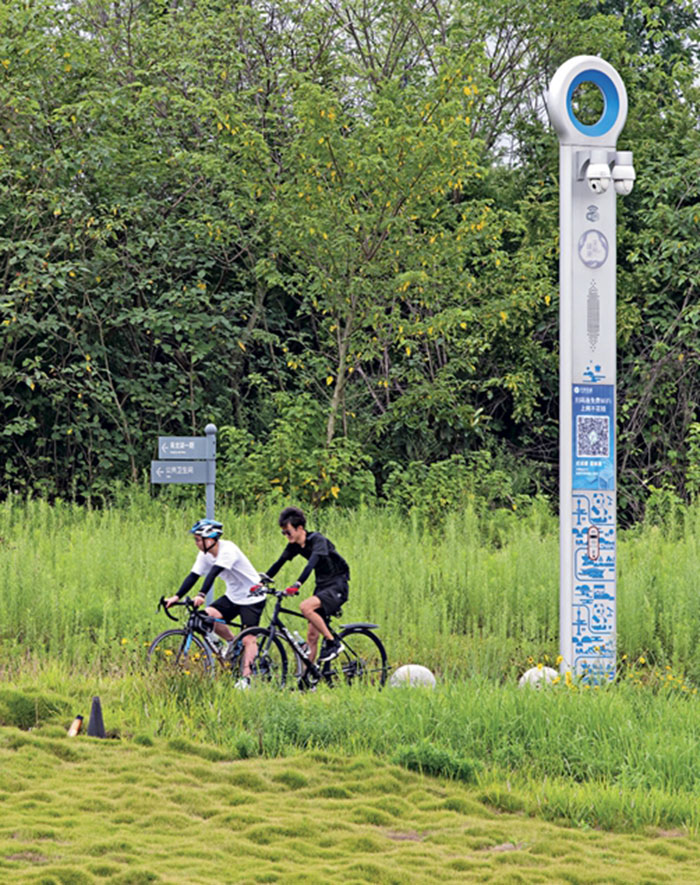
[326,628,388,687]
[234,627,288,688]
[147,629,215,677]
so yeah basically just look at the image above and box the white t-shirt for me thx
[191,539,259,605]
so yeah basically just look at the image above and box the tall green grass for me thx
[1,491,700,680]
[3,660,700,833]
[2,492,700,833]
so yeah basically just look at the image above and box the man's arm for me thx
[265,548,292,580]
[165,572,199,608]
[295,534,329,585]
[177,572,199,598]
[196,565,225,603]
[295,552,320,586]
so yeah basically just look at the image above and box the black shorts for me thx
[314,576,349,619]
[210,596,265,628]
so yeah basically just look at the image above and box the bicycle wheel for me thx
[234,627,288,688]
[147,629,215,677]
[324,628,388,687]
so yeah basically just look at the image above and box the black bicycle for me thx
[147,597,245,677]
[233,580,388,689]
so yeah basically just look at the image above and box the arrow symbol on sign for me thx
[156,467,163,478]
[160,442,168,455]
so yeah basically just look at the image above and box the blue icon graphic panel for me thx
[571,492,616,680]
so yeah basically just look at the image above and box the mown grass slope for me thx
[1,727,700,885]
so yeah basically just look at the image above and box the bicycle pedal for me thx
[305,667,320,686]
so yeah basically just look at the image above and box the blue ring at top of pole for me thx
[566,70,620,137]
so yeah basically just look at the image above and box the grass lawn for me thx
[1,726,699,885]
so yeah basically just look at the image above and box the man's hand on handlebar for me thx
[248,578,301,596]
[164,595,180,609]
[249,572,272,594]
[192,594,205,608]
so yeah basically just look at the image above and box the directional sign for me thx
[151,424,217,602]
[151,461,209,484]
[158,436,209,460]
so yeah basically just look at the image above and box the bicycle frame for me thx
[157,597,241,664]
[255,587,381,685]
[261,591,321,678]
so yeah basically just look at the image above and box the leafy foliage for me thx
[0,0,699,521]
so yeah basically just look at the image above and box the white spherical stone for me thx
[389,664,437,688]
[518,666,558,688]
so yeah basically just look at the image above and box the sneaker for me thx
[318,639,344,663]
[207,630,223,649]
[234,676,250,690]
[223,639,242,661]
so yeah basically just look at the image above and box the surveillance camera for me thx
[613,176,634,196]
[612,151,635,196]
[585,162,612,194]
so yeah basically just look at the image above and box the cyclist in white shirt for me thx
[164,519,264,684]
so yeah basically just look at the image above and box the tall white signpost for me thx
[547,57,635,680]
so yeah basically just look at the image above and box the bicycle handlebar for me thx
[248,583,296,599]
[157,596,206,621]
[158,596,180,620]
[156,596,228,634]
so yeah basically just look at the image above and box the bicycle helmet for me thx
[189,519,223,540]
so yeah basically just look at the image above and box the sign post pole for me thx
[547,57,635,680]
[205,423,217,521]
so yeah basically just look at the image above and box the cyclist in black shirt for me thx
[260,506,349,663]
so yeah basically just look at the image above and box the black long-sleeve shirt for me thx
[266,531,349,587]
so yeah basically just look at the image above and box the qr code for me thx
[577,416,609,457]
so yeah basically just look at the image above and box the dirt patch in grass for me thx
[384,829,425,841]
[6,851,49,863]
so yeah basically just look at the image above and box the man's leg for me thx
[300,593,344,663]
[204,606,235,642]
[240,633,258,676]
[237,600,265,677]
[300,596,333,660]
[306,620,322,663]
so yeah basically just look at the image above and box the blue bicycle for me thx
[147,597,243,677]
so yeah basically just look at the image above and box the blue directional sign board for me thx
[158,436,209,460]
[150,425,217,521]
[151,425,218,602]
[151,461,209,484]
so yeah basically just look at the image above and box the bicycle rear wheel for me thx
[233,627,288,688]
[147,629,215,676]
[324,628,388,687]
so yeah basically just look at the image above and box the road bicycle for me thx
[232,580,388,689]
[147,597,245,677]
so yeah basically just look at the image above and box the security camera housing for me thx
[611,151,636,196]
[585,162,612,194]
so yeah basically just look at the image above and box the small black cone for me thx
[86,696,106,738]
